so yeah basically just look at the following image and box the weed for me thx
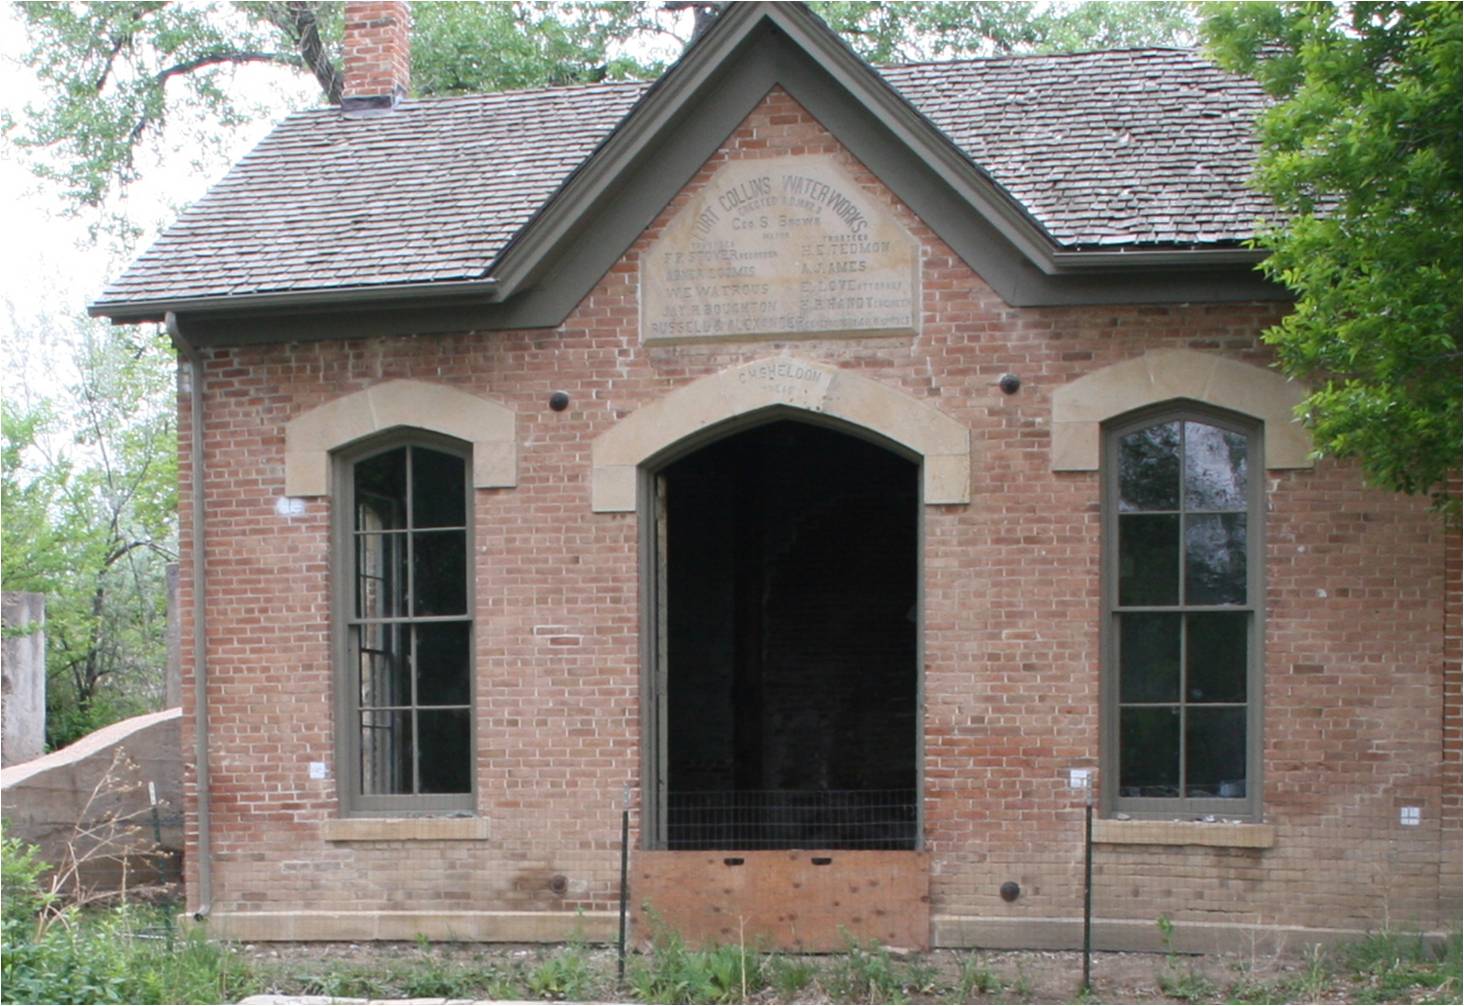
[904,956,939,996]
[1225,973,1287,1004]
[822,935,906,1004]
[1152,914,1215,1003]
[527,946,595,1000]
[627,917,765,1004]
[1341,929,1462,1005]
[768,953,817,999]
[955,953,1002,1000]
[1010,961,1033,1000]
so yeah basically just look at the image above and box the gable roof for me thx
[92,3,1278,326]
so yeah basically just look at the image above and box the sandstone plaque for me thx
[642,155,920,343]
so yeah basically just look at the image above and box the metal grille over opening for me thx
[653,420,919,850]
[665,789,918,850]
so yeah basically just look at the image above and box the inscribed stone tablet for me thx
[642,155,920,343]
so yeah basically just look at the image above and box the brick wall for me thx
[175,89,1456,939]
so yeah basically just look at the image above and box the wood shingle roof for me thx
[95,40,1272,314]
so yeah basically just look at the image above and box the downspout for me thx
[165,311,212,921]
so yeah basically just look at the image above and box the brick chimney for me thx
[342,0,411,112]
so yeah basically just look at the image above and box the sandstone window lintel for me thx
[1050,349,1311,472]
[283,379,517,496]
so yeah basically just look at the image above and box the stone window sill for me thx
[1092,819,1275,849]
[321,817,490,842]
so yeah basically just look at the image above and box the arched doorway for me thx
[648,417,920,850]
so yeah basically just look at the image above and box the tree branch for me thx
[153,49,303,87]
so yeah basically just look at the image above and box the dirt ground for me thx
[234,939,1385,1004]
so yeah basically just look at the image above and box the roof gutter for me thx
[165,311,212,922]
[91,276,502,324]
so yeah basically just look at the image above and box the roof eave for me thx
[1051,246,1268,269]
[89,275,502,324]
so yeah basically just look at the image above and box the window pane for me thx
[412,447,466,528]
[355,623,409,707]
[416,621,471,706]
[1118,514,1180,606]
[361,709,413,795]
[413,530,468,616]
[1184,422,1247,512]
[1118,422,1181,512]
[417,710,472,793]
[1185,707,1246,798]
[1119,706,1180,797]
[355,448,407,530]
[1119,612,1181,702]
[1187,612,1247,703]
[355,533,407,619]
[1185,513,1247,605]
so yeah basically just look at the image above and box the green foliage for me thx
[1,318,177,749]
[1,834,56,930]
[8,1,313,209]
[526,944,597,1000]
[955,952,1003,999]
[809,1,1196,63]
[1203,2,1463,511]
[822,935,907,1004]
[766,952,817,999]
[1342,930,1462,1005]
[1,835,249,1005]
[626,918,765,1004]
[410,2,666,95]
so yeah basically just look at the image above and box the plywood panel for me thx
[631,850,929,951]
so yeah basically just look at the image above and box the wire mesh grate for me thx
[666,789,917,850]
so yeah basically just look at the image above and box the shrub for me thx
[1,834,252,1005]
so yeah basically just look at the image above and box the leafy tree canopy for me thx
[8,1,1196,211]
[1,320,177,748]
[1203,1,1462,512]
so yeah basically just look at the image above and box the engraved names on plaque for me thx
[642,155,920,343]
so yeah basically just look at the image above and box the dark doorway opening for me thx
[657,419,918,850]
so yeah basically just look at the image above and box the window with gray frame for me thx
[1102,406,1261,818]
[337,436,473,815]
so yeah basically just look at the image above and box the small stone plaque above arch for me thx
[284,380,517,496]
[641,155,920,344]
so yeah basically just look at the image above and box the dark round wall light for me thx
[1000,881,1021,902]
[998,373,1022,395]
[548,390,571,412]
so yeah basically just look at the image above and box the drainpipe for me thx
[165,311,212,921]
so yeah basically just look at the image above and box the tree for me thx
[8,1,1198,214]
[1203,2,1462,512]
[1,319,177,748]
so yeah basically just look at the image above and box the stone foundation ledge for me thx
[191,910,617,943]
[932,914,1450,955]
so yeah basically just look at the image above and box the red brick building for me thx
[93,2,1458,951]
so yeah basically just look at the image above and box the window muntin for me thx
[340,438,473,814]
[1105,410,1260,816]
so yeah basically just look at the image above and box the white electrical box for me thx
[1069,768,1092,789]
[309,761,328,780]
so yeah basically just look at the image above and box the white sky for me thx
[0,1,317,404]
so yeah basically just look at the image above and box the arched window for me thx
[336,433,474,815]
[1102,405,1262,819]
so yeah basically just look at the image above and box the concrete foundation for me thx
[0,707,182,892]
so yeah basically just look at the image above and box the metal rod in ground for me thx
[618,806,630,985]
[1082,796,1094,992]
